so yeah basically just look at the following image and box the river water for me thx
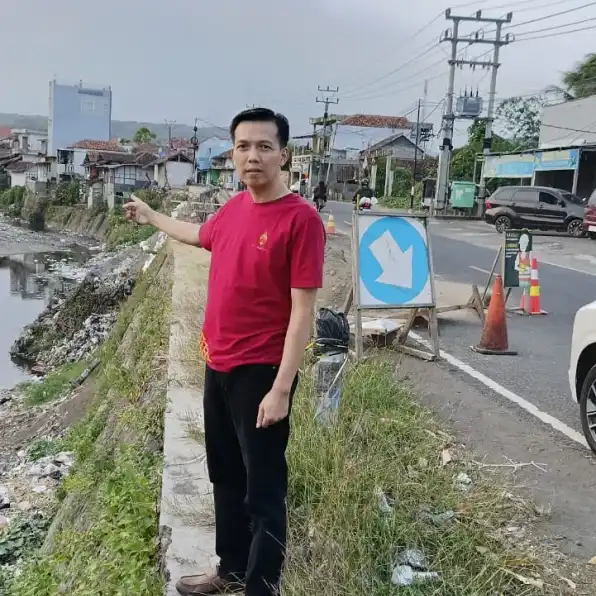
[0,218,93,389]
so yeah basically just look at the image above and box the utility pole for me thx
[315,86,339,185]
[434,9,513,215]
[164,119,176,150]
[190,117,199,184]
[478,19,510,215]
[411,99,422,209]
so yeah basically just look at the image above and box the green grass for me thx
[104,208,157,249]
[379,195,422,210]
[8,250,171,596]
[104,190,164,249]
[26,438,64,461]
[283,359,546,595]
[23,361,88,406]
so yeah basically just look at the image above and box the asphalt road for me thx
[323,200,596,435]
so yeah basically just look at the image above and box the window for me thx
[81,99,99,114]
[589,189,596,206]
[539,191,558,205]
[561,191,587,205]
[513,189,539,203]
[115,165,137,186]
[491,187,515,201]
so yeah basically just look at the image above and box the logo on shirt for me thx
[256,232,268,251]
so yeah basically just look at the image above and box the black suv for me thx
[484,186,586,236]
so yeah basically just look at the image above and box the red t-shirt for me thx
[198,191,326,372]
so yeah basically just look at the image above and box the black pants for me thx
[204,364,297,596]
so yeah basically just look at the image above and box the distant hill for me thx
[0,113,229,143]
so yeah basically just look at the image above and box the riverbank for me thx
[0,188,216,592]
[5,196,596,594]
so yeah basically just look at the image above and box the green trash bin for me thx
[450,181,476,209]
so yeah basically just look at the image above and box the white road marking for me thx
[343,220,352,227]
[469,265,491,275]
[432,230,596,278]
[539,258,596,277]
[409,331,589,449]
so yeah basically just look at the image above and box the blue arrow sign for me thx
[358,215,433,307]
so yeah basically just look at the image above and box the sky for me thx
[2,0,595,146]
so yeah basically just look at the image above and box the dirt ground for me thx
[0,380,97,475]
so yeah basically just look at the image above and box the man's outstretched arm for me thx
[146,209,202,246]
[123,195,201,246]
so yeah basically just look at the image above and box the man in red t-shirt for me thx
[124,108,326,596]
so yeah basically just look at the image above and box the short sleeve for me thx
[290,210,326,289]
[198,208,223,252]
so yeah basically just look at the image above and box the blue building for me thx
[48,79,112,157]
[196,136,232,172]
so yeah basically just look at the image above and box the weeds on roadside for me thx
[283,359,542,595]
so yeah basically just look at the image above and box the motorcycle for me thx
[358,196,374,211]
[313,195,327,213]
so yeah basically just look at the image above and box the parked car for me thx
[569,301,596,452]
[583,188,596,239]
[484,185,586,236]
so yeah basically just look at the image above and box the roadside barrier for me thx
[326,214,336,234]
[525,257,547,315]
[472,274,517,356]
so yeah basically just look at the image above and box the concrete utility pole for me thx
[190,117,199,184]
[411,99,422,209]
[434,9,513,215]
[164,119,177,150]
[316,86,339,184]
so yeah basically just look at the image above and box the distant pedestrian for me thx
[123,107,326,596]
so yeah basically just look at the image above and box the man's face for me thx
[233,121,288,188]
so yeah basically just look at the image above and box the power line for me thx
[343,49,493,104]
[341,0,502,96]
[517,22,596,40]
[481,0,596,35]
[507,0,596,29]
[343,54,445,101]
[498,0,580,14]
[541,122,596,134]
[515,15,596,36]
[341,41,441,98]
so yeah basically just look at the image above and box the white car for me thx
[569,300,596,452]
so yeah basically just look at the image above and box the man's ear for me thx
[280,147,289,167]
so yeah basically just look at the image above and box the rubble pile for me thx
[10,271,134,371]
[43,312,117,369]
[0,451,74,577]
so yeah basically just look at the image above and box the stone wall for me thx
[159,240,215,595]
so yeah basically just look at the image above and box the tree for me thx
[563,53,596,99]
[133,127,157,145]
[495,96,543,149]
[451,120,516,181]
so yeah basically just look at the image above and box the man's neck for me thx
[247,181,289,204]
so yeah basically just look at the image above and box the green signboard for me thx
[503,229,533,288]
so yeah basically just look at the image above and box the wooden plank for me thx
[342,287,353,315]
[428,308,441,359]
[471,284,485,323]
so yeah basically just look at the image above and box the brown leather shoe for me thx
[175,571,244,595]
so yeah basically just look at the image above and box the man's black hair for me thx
[230,108,290,148]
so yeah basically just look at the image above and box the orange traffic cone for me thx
[519,289,526,311]
[526,257,547,315]
[472,274,517,355]
[326,214,336,234]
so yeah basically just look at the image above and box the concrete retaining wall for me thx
[159,240,216,595]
